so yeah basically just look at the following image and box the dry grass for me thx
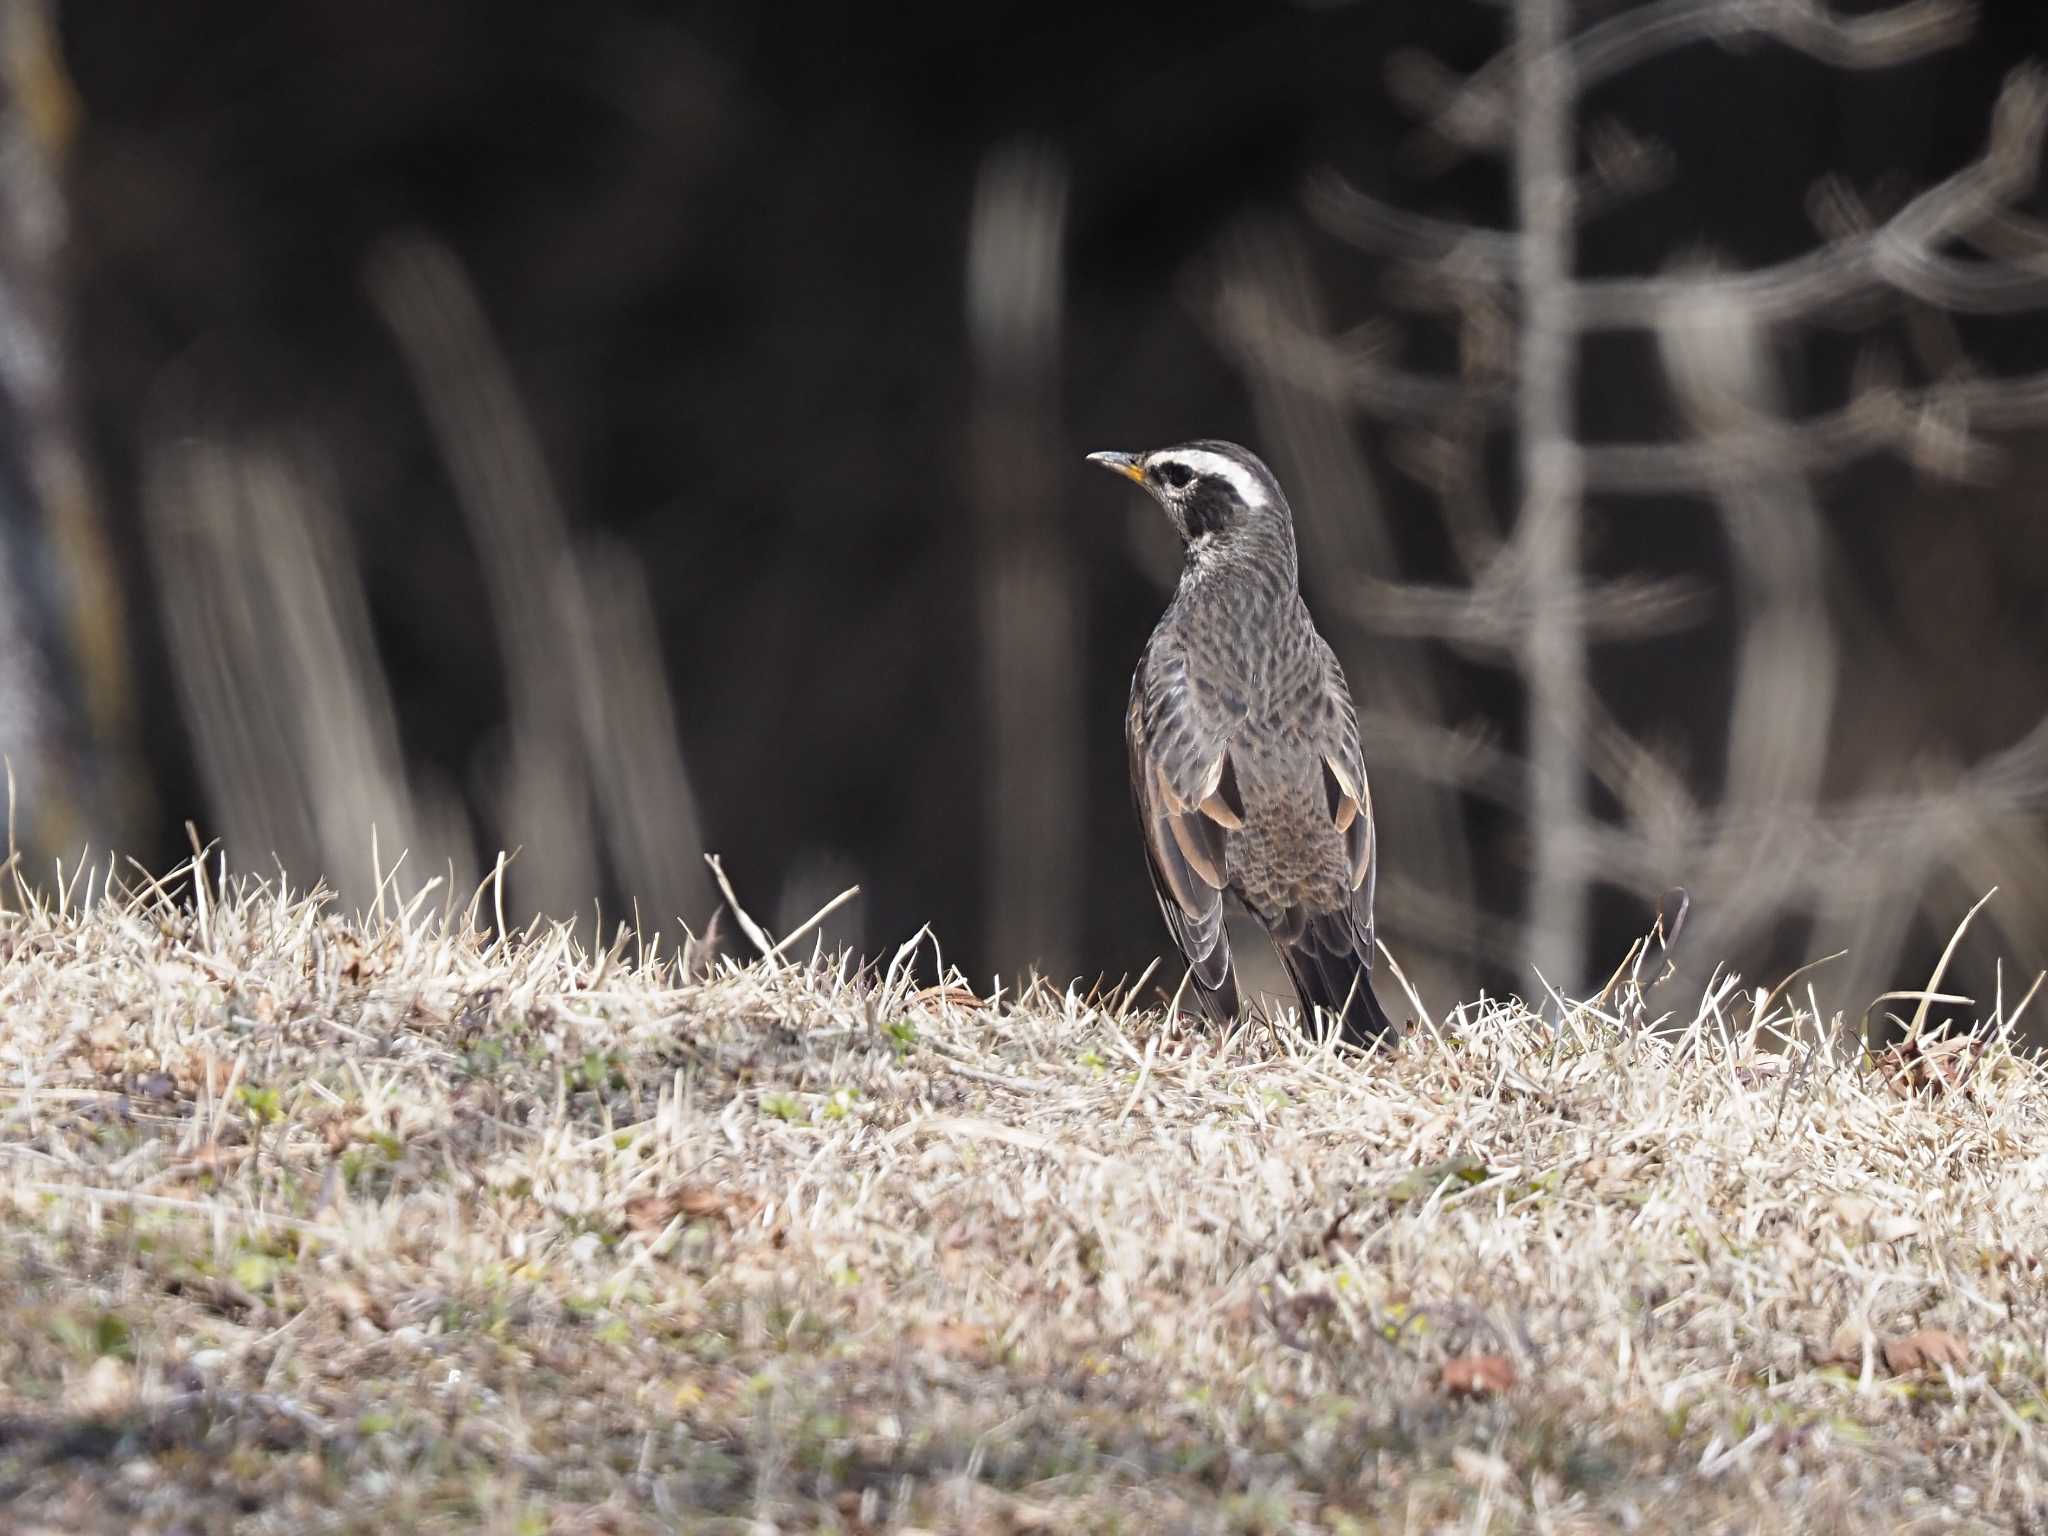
[2,858,2047,1534]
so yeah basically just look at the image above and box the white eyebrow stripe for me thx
[1150,449,1269,508]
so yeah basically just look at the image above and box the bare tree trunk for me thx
[967,142,1079,982]
[1512,0,1589,991]
[1228,4,2048,1019]
[0,0,137,854]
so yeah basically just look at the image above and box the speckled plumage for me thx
[1093,440,1398,1047]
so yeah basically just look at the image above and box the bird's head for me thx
[1086,440,1289,553]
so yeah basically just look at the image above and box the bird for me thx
[1088,439,1400,1048]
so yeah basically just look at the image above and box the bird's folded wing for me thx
[1312,638,1378,934]
[1320,753,1373,894]
[1127,656,1241,989]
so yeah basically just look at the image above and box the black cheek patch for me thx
[1180,482,1236,538]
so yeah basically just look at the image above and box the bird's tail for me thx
[1188,956,1241,1029]
[1275,911,1400,1048]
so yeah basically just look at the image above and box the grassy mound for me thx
[2,861,2045,1532]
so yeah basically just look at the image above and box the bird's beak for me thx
[1087,450,1148,486]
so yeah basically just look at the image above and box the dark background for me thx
[13,0,2048,1023]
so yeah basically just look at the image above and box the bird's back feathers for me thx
[1108,439,1401,1049]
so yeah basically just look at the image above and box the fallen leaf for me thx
[913,984,983,1010]
[624,1184,759,1233]
[1440,1353,1516,1396]
[912,1321,987,1360]
[1814,1323,1967,1375]
[1883,1329,1967,1374]
[1875,1032,1984,1099]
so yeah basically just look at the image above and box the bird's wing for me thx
[1310,636,1377,938]
[1127,649,1243,997]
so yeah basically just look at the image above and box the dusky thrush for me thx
[1089,440,1400,1048]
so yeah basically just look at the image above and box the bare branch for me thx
[1354,708,1521,807]
[368,234,602,925]
[1212,272,1506,419]
[140,425,471,910]
[1389,0,1972,166]
[1577,67,2048,327]
[1333,571,1707,649]
[1375,871,1528,972]
[1655,288,1840,975]
[1384,46,1513,162]
[556,540,715,937]
[1582,361,2048,492]
[1579,118,1678,222]
[1940,797,2048,993]
[1319,58,2045,345]
[1576,687,1699,861]
[1384,423,1509,580]
[1959,205,2048,267]
[1578,244,1855,328]
[1566,711,2048,902]
[1303,170,1518,279]
[1576,0,1975,81]
[1313,126,1674,276]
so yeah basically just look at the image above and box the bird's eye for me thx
[1157,462,1194,490]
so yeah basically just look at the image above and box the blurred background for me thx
[6,0,2048,1028]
